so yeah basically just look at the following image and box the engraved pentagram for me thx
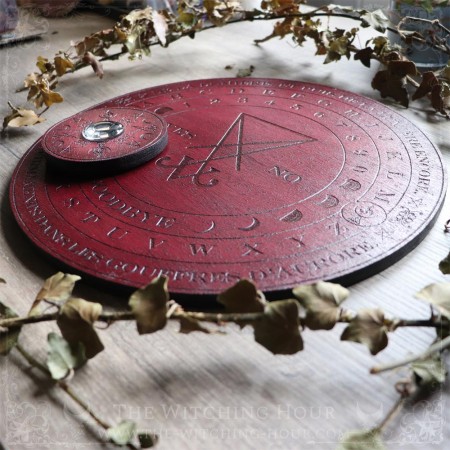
[9,78,446,296]
[156,112,316,188]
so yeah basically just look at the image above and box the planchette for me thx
[9,78,447,296]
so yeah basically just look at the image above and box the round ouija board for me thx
[10,78,447,295]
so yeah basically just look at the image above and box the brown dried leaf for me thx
[430,84,446,116]
[371,70,409,107]
[217,279,266,313]
[412,71,439,100]
[253,300,303,355]
[82,52,104,79]
[54,55,74,77]
[178,316,211,334]
[57,297,104,359]
[341,308,388,355]
[388,60,418,78]
[3,107,45,129]
[293,281,349,330]
[354,47,374,68]
[30,272,81,316]
[129,276,169,334]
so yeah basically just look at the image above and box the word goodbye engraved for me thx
[156,113,316,187]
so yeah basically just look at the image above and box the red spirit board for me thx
[9,78,447,295]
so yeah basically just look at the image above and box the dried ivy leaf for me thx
[412,71,439,100]
[360,9,389,33]
[338,429,386,450]
[54,55,74,76]
[82,52,104,79]
[412,354,447,386]
[293,281,349,330]
[178,316,210,334]
[341,308,388,355]
[47,332,86,380]
[439,251,450,275]
[253,300,303,355]
[354,47,373,68]
[107,420,136,446]
[57,297,104,359]
[218,279,266,313]
[371,70,409,107]
[3,103,45,129]
[0,278,5,283]
[30,272,81,316]
[138,432,159,448]
[0,302,21,356]
[430,84,447,116]
[129,276,169,334]
[153,10,168,46]
[415,283,450,319]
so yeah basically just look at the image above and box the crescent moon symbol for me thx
[238,217,260,231]
[200,221,216,233]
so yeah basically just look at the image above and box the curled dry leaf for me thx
[82,52,104,79]
[412,71,439,100]
[29,272,81,316]
[217,279,266,313]
[341,308,389,355]
[411,354,447,386]
[54,55,74,76]
[46,332,86,380]
[0,302,21,356]
[138,432,159,448]
[439,251,450,275]
[293,281,349,330]
[253,299,303,355]
[415,282,450,320]
[3,103,45,130]
[129,276,169,334]
[57,297,104,359]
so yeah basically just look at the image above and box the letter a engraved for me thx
[157,113,316,187]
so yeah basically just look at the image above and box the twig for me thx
[371,334,450,374]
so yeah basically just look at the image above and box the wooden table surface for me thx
[0,8,449,450]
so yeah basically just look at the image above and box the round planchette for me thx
[9,78,447,296]
[42,107,168,174]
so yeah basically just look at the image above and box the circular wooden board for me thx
[42,107,168,174]
[9,78,447,295]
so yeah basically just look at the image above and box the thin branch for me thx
[374,394,406,433]
[371,334,450,374]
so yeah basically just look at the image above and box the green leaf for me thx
[341,308,389,355]
[338,429,386,450]
[412,354,447,386]
[217,279,266,313]
[293,281,349,330]
[138,432,159,448]
[129,276,169,334]
[0,302,21,355]
[415,283,450,319]
[360,9,389,33]
[30,272,81,316]
[57,297,104,359]
[107,420,136,446]
[47,332,86,380]
[253,300,303,355]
